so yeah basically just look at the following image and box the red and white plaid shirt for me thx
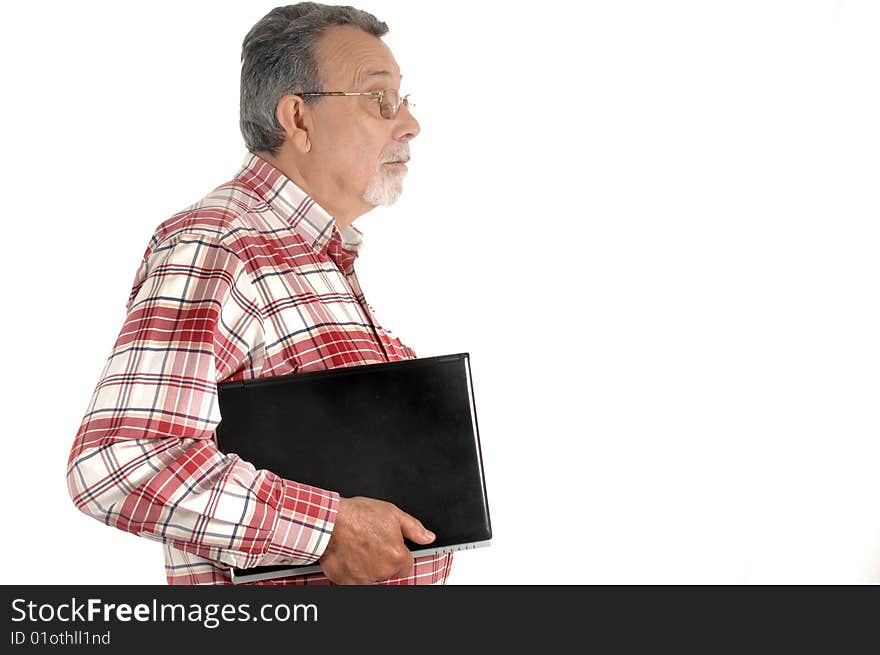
[67,153,453,585]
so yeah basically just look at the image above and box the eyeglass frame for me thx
[298,89,413,119]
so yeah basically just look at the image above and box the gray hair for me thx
[240,3,389,154]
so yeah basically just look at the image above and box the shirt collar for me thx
[235,153,363,269]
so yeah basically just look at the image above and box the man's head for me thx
[240,3,420,226]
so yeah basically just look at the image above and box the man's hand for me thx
[318,496,436,584]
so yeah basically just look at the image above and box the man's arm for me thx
[67,232,339,569]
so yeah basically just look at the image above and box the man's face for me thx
[307,25,420,212]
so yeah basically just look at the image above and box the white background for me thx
[1,0,878,584]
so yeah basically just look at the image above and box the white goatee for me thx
[362,144,411,207]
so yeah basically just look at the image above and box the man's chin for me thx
[362,184,404,207]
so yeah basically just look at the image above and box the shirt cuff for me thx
[264,478,340,566]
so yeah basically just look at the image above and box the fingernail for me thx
[425,530,435,540]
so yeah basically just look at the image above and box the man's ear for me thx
[275,94,312,153]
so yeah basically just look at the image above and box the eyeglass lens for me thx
[379,90,411,119]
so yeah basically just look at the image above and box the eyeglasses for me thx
[299,89,413,119]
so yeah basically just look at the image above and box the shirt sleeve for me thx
[67,232,339,570]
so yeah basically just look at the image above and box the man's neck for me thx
[255,150,363,230]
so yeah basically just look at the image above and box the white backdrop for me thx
[1,0,878,584]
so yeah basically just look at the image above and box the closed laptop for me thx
[215,353,492,584]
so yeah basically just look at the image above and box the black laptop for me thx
[215,353,492,584]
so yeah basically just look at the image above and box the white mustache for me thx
[380,144,410,164]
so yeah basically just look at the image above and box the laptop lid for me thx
[215,353,491,583]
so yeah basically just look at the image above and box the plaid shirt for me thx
[67,153,453,585]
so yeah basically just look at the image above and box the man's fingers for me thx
[322,498,435,585]
[397,509,436,545]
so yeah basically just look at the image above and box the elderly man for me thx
[67,3,451,586]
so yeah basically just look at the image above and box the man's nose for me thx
[394,104,420,142]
